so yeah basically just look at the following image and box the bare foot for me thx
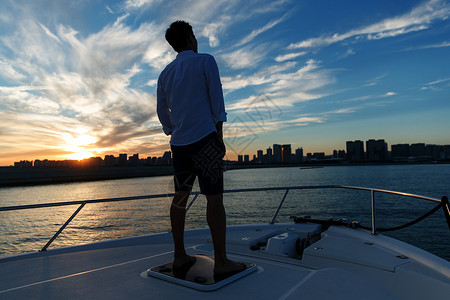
[214,258,246,275]
[172,254,196,270]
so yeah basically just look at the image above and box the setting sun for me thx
[66,148,95,160]
[63,132,97,161]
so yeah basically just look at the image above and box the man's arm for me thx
[216,121,223,137]
[156,77,173,135]
[206,55,227,125]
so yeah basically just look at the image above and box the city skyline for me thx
[12,138,450,168]
[1,1,450,166]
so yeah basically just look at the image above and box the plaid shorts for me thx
[170,132,225,195]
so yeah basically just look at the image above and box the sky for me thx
[1,0,450,166]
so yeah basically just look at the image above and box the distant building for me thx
[281,144,292,162]
[444,145,450,160]
[313,152,325,160]
[273,144,282,162]
[129,154,139,166]
[238,155,243,163]
[104,155,116,167]
[266,147,273,161]
[162,151,172,165]
[244,155,250,163]
[346,140,364,162]
[426,144,441,161]
[333,149,346,159]
[391,144,410,158]
[118,154,128,166]
[410,143,426,157]
[14,160,32,168]
[366,139,388,162]
[257,150,263,162]
[295,147,303,162]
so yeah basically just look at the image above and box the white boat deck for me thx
[1,223,449,299]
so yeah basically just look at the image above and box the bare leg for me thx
[171,190,195,268]
[206,194,246,274]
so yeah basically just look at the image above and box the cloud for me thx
[420,77,450,90]
[222,61,297,91]
[0,60,26,81]
[275,51,307,62]
[236,12,290,47]
[288,0,450,50]
[0,6,164,162]
[406,40,450,51]
[220,45,269,69]
[124,0,162,9]
[225,59,332,111]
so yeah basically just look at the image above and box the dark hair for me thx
[165,21,193,52]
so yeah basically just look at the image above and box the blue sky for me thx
[1,0,449,165]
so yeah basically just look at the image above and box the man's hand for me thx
[216,122,226,157]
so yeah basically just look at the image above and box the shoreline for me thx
[0,166,174,187]
[1,161,448,188]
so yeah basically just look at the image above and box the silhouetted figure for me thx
[157,21,245,276]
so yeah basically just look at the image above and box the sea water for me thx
[0,164,449,260]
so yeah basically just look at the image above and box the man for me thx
[157,21,245,276]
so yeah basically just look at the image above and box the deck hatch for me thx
[147,254,257,291]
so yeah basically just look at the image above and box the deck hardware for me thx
[40,203,86,252]
[441,196,450,231]
[371,189,376,235]
[314,247,323,251]
[363,242,374,245]
[185,193,200,212]
[396,255,408,259]
[270,189,290,224]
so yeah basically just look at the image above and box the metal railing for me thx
[1,185,448,252]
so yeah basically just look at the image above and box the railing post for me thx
[270,189,290,224]
[441,196,450,231]
[185,193,199,213]
[371,189,376,235]
[40,203,86,252]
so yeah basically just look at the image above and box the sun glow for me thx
[63,131,98,161]
[66,147,95,160]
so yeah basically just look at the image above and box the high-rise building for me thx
[273,144,282,162]
[295,147,303,161]
[282,144,292,162]
[366,139,388,161]
[238,155,243,163]
[257,150,263,162]
[244,155,250,163]
[266,147,273,161]
[346,140,364,162]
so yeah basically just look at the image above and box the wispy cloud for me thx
[220,45,269,69]
[288,0,450,50]
[420,77,450,90]
[236,12,290,47]
[275,51,307,62]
